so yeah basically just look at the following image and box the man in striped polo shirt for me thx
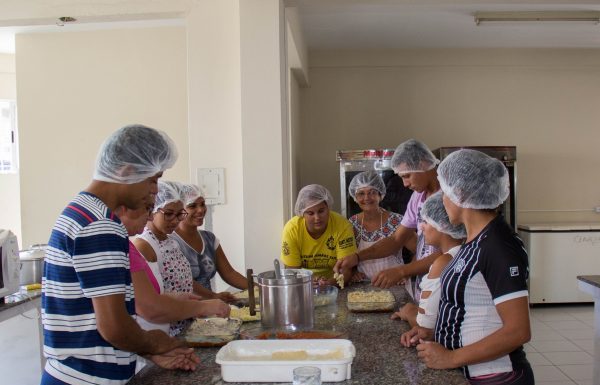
[41,125,200,385]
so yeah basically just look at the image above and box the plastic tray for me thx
[216,339,355,382]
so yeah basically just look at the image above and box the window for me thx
[0,100,18,174]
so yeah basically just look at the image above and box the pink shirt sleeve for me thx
[128,241,160,293]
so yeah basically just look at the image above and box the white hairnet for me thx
[295,184,334,216]
[349,171,386,201]
[421,191,466,240]
[153,181,182,213]
[391,139,439,174]
[178,183,205,206]
[437,149,509,209]
[93,124,178,184]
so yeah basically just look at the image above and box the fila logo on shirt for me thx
[454,259,466,273]
[510,266,519,277]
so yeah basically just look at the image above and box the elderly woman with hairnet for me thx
[347,171,408,281]
[172,183,248,302]
[281,184,356,286]
[414,149,533,385]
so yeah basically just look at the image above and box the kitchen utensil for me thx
[19,244,46,286]
[274,259,282,279]
[247,268,314,329]
[313,285,338,307]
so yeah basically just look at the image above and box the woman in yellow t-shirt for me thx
[280,184,356,286]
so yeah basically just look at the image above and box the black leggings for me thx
[468,364,534,385]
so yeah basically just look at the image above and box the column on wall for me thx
[186,0,288,287]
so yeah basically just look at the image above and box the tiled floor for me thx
[0,304,595,385]
[528,304,596,385]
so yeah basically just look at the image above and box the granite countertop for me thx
[577,275,600,288]
[128,283,469,385]
[0,288,42,313]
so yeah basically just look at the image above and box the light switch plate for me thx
[196,168,225,205]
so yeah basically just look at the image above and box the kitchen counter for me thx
[0,288,42,322]
[127,283,469,385]
[577,276,600,385]
[0,288,44,370]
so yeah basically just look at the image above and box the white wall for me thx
[239,0,288,274]
[302,49,600,225]
[0,53,21,244]
[16,27,189,247]
[186,0,289,288]
[186,0,245,290]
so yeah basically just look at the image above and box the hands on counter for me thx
[399,325,432,347]
[149,347,201,371]
[335,254,406,288]
[333,253,358,274]
[416,340,456,370]
[372,265,406,288]
[214,291,238,303]
[198,299,231,318]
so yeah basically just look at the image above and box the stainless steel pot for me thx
[19,244,46,285]
[247,268,314,330]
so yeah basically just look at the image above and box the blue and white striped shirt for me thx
[42,192,137,385]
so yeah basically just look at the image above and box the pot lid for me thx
[19,244,46,260]
[257,268,312,285]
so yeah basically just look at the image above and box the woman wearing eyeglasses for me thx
[133,180,195,336]
[172,183,248,303]
[348,171,409,281]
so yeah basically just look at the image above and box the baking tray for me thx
[180,318,241,348]
[216,339,355,382]
[346,288,396,313]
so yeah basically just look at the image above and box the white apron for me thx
[357,238,404,280]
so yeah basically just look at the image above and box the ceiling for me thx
[0,0,599,53]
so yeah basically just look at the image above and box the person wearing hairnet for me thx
[415,149,533,385]
[115,197,229,373]
[392,191,465,343]
[172,183,248,302]
[133,181,200,336]
[335,139,442,300]
[281,184,356,286]
[347,171,407,281]
[41,125,199,385]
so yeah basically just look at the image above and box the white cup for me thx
[293,366,321,385]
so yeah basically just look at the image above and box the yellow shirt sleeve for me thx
[281,217,301,267]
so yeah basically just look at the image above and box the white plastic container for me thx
[216,339,356,382]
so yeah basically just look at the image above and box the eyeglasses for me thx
[157,208,188,221]
[355,189,380,199]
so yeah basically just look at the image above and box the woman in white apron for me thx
[348,171,407,280]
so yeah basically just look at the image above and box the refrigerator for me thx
[336,149,413,219]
